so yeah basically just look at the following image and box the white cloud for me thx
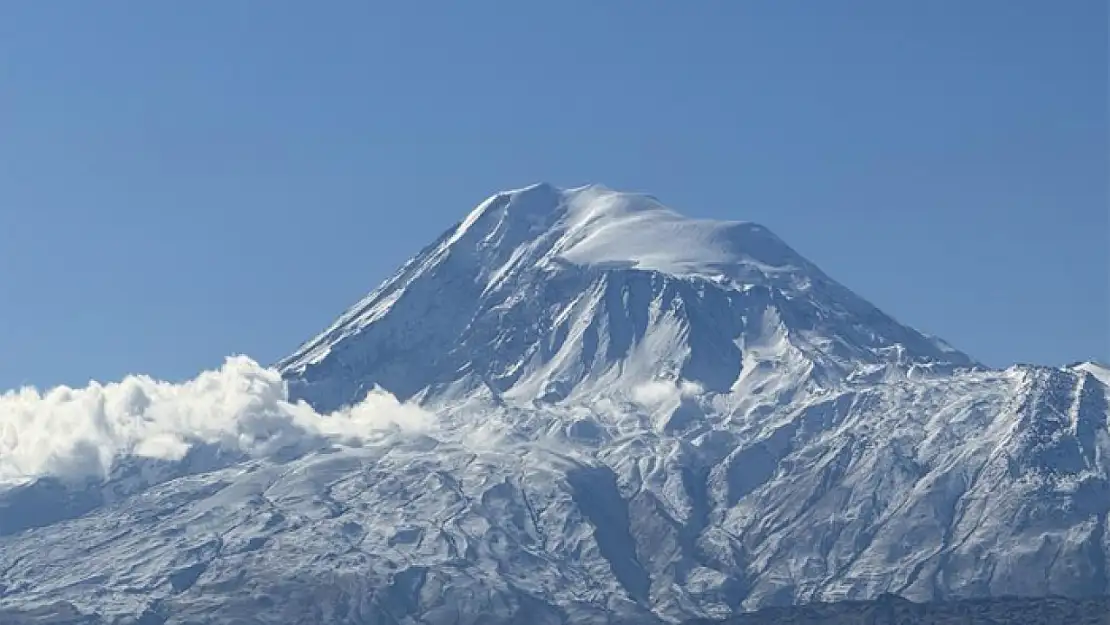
[630,379,704,409]
[0,356,433,485]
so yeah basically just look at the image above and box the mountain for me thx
[0,183,1106,624]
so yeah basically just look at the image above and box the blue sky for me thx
[0,2,1105,389]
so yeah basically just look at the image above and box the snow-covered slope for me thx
[0,184,1105,625]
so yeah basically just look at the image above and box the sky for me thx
[0,2,1106,390]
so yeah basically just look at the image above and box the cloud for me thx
[630,379,704,409]
[0,356,433,485]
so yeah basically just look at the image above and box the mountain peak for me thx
[277,184,975,411]
[451,183,801,288]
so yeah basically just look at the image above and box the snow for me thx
[0,183,1104,624]
[553,185,802,285]
[1075,361,1110,387]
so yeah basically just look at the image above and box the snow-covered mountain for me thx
[0,184,1106,625]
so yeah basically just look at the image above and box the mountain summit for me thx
[0,185,1105,625]
[279,183,973,412]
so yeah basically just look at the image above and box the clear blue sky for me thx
[0,2,1105,389]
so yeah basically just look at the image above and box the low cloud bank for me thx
[0,356,433,485]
